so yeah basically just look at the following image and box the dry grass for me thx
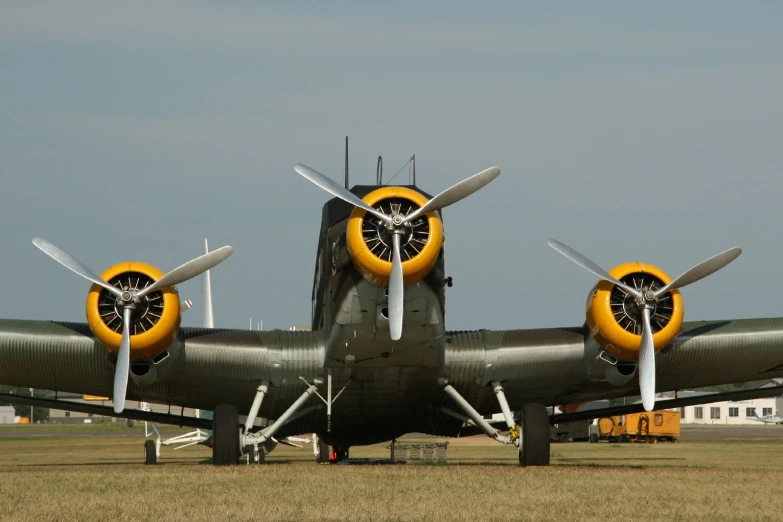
[1,426,782,521]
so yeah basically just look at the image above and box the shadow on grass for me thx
[556,457,686,462]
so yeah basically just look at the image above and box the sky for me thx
[1,1,782,331]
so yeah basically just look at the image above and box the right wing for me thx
[442,318,783,412]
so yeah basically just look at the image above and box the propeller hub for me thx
[392,215,405,226]
[100,272,163,334]
[611,273,674,336]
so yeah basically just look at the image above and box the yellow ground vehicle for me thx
[591,411,680,443]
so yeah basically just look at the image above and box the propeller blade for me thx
[547,239,640,296]
[113,307,132,414]
[388,233,404,341]
[138,246,233,297]
[655,247,742,297]
[32,237,122,297]
[639,307,656,412]
[203,238,214,328]
[294,164,391,223]
[406,167,500,222]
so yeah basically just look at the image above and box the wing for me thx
[0,319,325,425]
[441,318,783,413]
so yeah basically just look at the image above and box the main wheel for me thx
[519,403,550,467]
[317,437,330,464]
[589,433,599,443]
[144,439,157,465]
[212,404,240,466]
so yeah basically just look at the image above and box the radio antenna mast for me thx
[344,136,349,189]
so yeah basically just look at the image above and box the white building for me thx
[676,394,781,424]
[486,380,783,426]
[0,405,17,424]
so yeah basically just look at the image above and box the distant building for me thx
[669,385,783,425]
[485,381,783,426]
[0,405,17,424]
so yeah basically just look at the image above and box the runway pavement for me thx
[681,424,783,440]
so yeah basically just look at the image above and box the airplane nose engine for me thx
[586,262,684,361]
[346,186,444,288]
[86,262,181,360]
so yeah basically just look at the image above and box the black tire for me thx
[519,403,550,467]
[144,439,157,465]
[212,404,240,466]
[317,438,330,463]
[589,433,599,443]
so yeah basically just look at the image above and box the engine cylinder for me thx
[85,262,181,359]
[585,262,683,360]
[346,186,443,287]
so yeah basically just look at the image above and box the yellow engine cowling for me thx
[586,262,684,360]
[85,262,181,360]
[346,186,444,287]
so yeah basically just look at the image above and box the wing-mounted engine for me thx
[586,262,683,361]
[86,262,181,360]
[346,186,443,288]
[548,239,741,411]
[32,237,233,413]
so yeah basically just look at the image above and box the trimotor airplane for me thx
[747,411,783,424]
[3,143,783,466]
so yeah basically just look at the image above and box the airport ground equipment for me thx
[550,420,591,442]
[624,411,680,443]
[389,441,448,463]
[593,411,680,443]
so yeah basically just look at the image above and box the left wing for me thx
[0,319,325,417]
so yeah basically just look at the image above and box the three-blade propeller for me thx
[294,164,500,340]
[548,239,741,411]
[33,237,233,413]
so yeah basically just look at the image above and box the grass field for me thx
[1,424,782,521]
